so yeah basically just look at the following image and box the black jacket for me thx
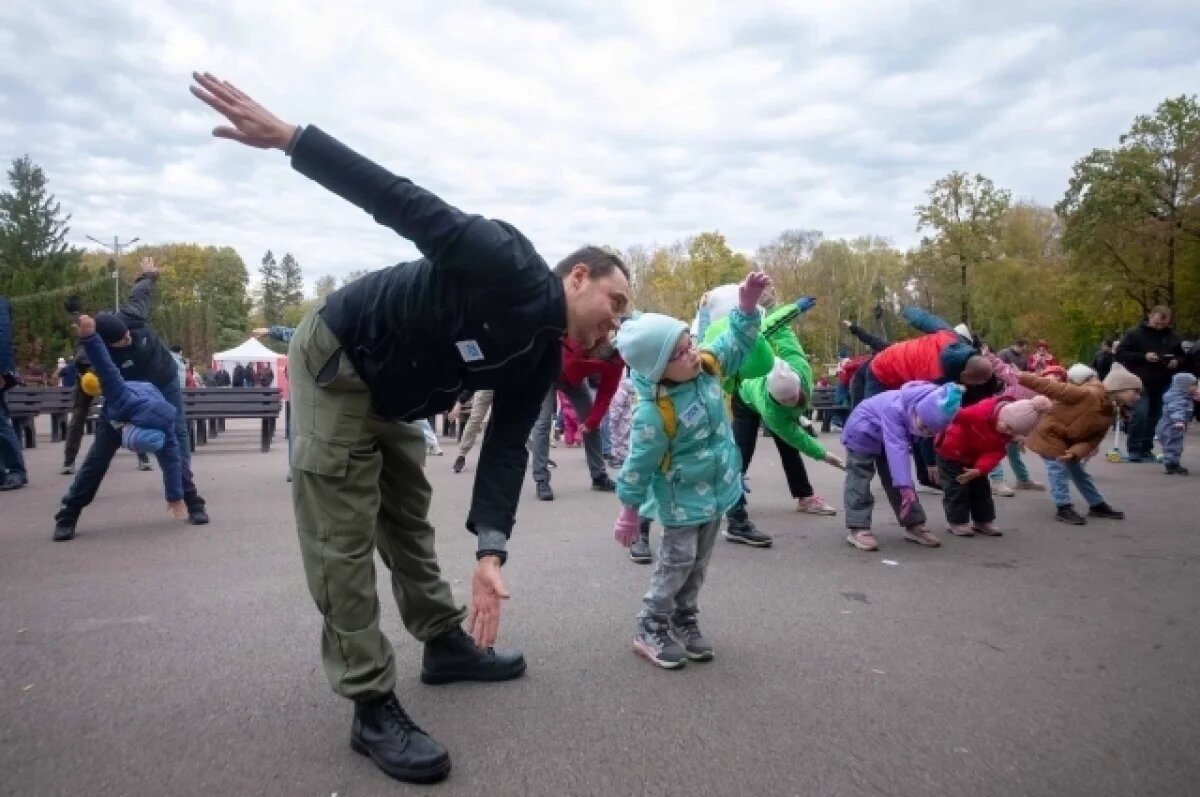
[106,274,178,390]
[291,126,566,538]
[1091,350,1114,381]
[1115,322,1185,392]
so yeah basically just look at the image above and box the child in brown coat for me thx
[1017,364,1143,525]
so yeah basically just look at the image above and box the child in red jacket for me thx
[934,395,1052,536]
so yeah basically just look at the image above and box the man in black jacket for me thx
[1115,306,1185,461]
[192,72,630,785]
[53,257,210,540]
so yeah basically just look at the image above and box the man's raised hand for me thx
[190,72,297,151]
[140,256,158,275]
[74,314,95,338]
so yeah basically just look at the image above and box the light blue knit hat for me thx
[122,425,166,454]
[614,312,689,383]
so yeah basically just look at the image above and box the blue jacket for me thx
[0,297,14,375]
[1162,372,1197,425]
[83,334,184,501]
[617,307,761,526]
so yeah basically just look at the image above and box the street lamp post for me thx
[86,235,140,310]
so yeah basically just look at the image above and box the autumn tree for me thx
[1057,95,1200,330]
[915,171,1012,325]
[313,274,338,299]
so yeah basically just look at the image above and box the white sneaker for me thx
[991,483,1015,498]
[797,495,837,515]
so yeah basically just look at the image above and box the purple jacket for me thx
[841,382,944,490]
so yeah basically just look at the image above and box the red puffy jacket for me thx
[560,338,624,429]
[869,330,958,388]
[934,395,1013,474]
[838,355,870,387]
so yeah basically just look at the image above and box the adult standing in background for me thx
[1115,306,1185,462]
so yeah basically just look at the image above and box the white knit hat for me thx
[954,323,972,339]
[767,358,802,405]
[1067,364,1097,385]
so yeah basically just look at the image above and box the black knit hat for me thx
[94,313,129,345]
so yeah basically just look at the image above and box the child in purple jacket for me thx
[841,381,963,551]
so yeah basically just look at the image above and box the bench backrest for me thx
[183,387,281,417]
[810,386,837,408]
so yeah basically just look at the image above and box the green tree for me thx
[258,250,283,325]
[279,252,304,308]
[1057,95,1200,327]
[0,155,82,296]
[915,171,1012,324]
[341,268,370,286]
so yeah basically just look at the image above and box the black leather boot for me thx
[184,491,209,525]
[53,507,78,541]
[420,627,527,685]
[351,693,451,784]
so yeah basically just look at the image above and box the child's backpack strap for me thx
[655,387,676,474]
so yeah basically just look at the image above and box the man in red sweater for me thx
[528,335,624,501]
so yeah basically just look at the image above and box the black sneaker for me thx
[1088,502,1125,520]
[0,473,28,491]
[1165,463,1189,476]
[591,475,617,492]
[53,508,78,541]
[350,693,451,784]
[420,627,526,685]
[59,464,75,475]
[723,512,773,547]
[1055,505,1087,525]
[185,492,210,525]
[629,520,652,564]
[632,617,687,669]
[452,455,466,474]
[535,481,554,501]
[547,458,557,469]
[137,455,153,472]
[671,614,714,662]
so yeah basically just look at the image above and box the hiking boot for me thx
[350,693,451,784]
[796,495,837,515]
[903,527,941,547]
[1088,502,1125,520]
[1015,480,1045,491]
[1165,463,1189,476]
[185,492,209,525]
[60,464,75,475]
[0,473,28,491]
[846,530,879,551]
[535,481,554,501]
[991,483,1016,498]
[452,455,466,474]
[591,475,617,492]
[632,617,687,669]
[629,520,653,564]
[420,627,526,685]
[723,512,773,547]
[671,614,714,662]
[53,508,78,541]
[1056,505,1087,525]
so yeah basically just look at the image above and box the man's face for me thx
[564,265,630,349]
[109,332,133,348]
[1149,312,1171,330]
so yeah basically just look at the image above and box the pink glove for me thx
[897,486,918,522]
[613,506,640,547]
[738,271,773,313]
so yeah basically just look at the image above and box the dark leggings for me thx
[728,393,813,514]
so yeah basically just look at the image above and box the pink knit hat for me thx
[998,395,1052,437]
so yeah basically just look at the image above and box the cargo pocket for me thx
[292,432,352,477]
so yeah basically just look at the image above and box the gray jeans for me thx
[638,519,721,622]
[844,450,927,530]
[529,383,607,484]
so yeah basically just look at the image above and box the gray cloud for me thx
[1,0,1197,288]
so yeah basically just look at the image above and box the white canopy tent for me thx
[211,337,282,366]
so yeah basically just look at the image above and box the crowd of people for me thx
[0,71,1196,787]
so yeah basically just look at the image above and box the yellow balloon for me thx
[81,372,101,397]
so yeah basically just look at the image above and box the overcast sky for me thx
[1,0,1197,290]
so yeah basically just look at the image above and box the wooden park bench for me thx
[810,385,842,433]
[183,387,281,453]
[4,387,43,449]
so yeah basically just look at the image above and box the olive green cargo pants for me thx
[288,309,466,701]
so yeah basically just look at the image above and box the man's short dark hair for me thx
[1150,305,1172,319]
[552,246,630,282]
[170,345,183,354]
[1014,338,1028,347]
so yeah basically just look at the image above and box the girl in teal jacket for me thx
[610,272,770,669]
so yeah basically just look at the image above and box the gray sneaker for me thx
[671,614,714,661]
[633,617,687,669]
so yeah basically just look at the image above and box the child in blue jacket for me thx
[77,314,186,519]
[611,272,770,669]
[1158,372,1199,475]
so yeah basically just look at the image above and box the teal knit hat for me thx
[614,312,689,383]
